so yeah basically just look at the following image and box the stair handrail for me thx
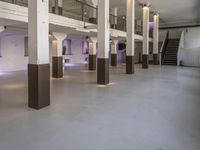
[177,31,185,66]
[160,31,169,65]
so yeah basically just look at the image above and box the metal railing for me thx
[0,0,27,7]
[161,31,169,64]
[0,0,143,33]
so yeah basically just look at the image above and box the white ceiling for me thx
[110,0,200,27]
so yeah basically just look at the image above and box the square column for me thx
[88,37,97,70]
[111,40,118,67]
[52,0,63,15]
[88,0,97,24]
[51,32,67,78]
[142,5,150,69]
[153,14,159,65]
[126,0,135,74]
[97,0,110,85]
[111,8,118,28]
[28,0,50,109]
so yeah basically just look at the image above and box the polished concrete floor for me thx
[0,64,200,150]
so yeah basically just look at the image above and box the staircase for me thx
[163,39,180,65]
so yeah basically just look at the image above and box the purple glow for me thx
[64,62,88,67]
[0,71,10,76]
[149,22,154,29]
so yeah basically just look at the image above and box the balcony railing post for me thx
[81,3,84,21]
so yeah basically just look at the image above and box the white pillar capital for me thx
[112,39,118,45]
[88,37,97,43]
[51,32,67,57]
[0,26,5,33]
[52,32,67,41]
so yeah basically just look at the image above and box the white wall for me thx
[63,39,88,64]
[0,35,28,71]
[180,27,200,67]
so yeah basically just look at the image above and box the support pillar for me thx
[51,32,67,78]
[153,13,159,65]
[111,40,118,67]
[126,0,135,74]
[97,0,110,85]
[142,5,150,69]
[52,0,63,15]
[28,0,50,109]
[111,8,118,28]
[88,0,98,24]
[88,37,97,70]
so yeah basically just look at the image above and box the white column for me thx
[126,0,135,74]
[52,0,63,14]
[28,0,50,109]
[89,37,97,55]
[111,8,118,25]
[153,13,159,65]
[28,0,49,65]
[98,0,110,59]
[153,14,159,55]
[89,0,97,19]
[97,0,110,84]
[51,32,66,78]
[142,5,150,68]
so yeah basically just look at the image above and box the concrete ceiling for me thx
[110,0,200,27]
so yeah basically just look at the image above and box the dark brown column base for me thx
[97,58,109,85]
[142,55,149,69]
[89,55,96,70]
[28,64,50,110]
[153,54,159,65]
[111,54,117,67]
[52,56,63,78]
[126,56,134,74]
